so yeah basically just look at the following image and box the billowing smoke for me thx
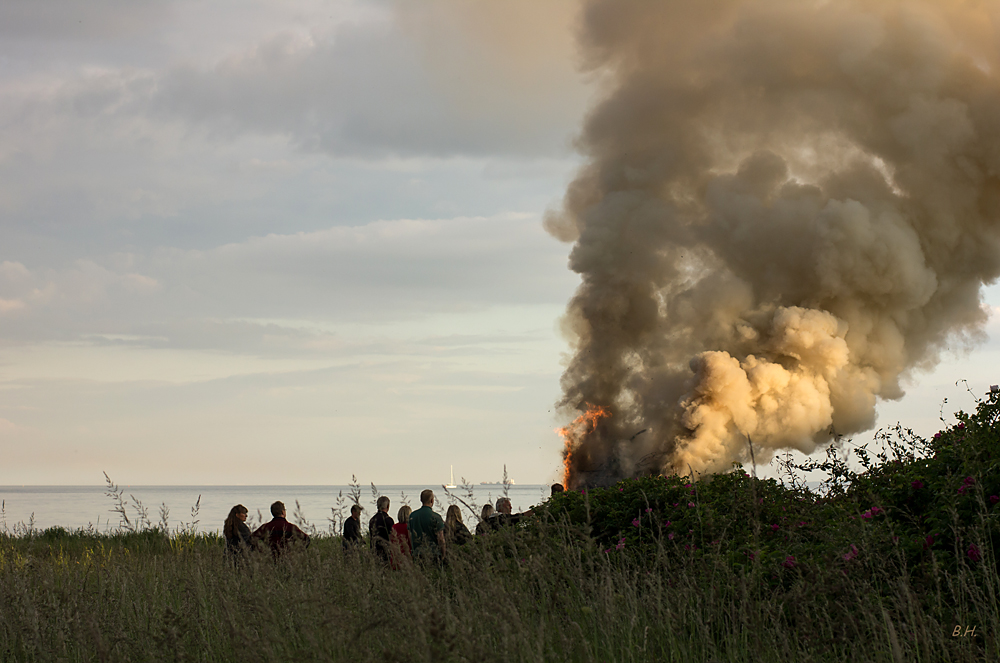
[549,0,1000,486]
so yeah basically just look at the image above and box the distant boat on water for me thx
[445,465,456,489]
[479,480,515,485]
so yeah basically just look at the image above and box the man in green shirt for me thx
[408,489,446,562]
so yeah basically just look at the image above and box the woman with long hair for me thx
[476,503,495,536]
[444,504,473,546]
[223,504,251,559]
[390,504,413,570]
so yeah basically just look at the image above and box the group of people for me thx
[223,500,310,560]
[223,484,564,565]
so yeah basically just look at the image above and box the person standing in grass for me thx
[490,497,530,529]
[390,505,413,569]
[368,496,394,563]
[409,489,446,563]
[343,504,363,550]
[476,504,495,535]
[444,505,473,546]
[223,504,251,561]
[251,501,310,559]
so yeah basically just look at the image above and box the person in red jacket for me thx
[251,501,310,558]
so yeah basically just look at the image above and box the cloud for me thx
[0,0,584,161]
[153,1,586,158]
[0,0,167,41]
[0,213,577,350]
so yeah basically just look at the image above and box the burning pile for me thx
[550,0,1000,488]
[556,404,611,487]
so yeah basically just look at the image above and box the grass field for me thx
[3,398,1000,661]
[0,515,994,662]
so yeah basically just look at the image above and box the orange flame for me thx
[555,403,611,487]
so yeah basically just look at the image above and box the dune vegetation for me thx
[3,395,1000,662]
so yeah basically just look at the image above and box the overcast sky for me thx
[1,0,998,486]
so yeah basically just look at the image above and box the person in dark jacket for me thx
[223,504,251,562]
[476,504,495,536]
[251,501,310,559]
[368,496,394,562]
[343,504,363,550]
[488,497,531,529]
[444,504,473,546]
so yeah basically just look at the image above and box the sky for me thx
[1,0,998,486]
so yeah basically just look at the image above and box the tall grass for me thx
[2,397,1000,661]
[0,503,995,661]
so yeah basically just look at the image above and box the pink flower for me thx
[771,524,779,532]
[911,480,924,490]
[619,487,623,492]
[781,556,796,569]
[958,485,968,495]
[933,432,941,439]
[664,520,672,527]
[798,521,807,527]
[964,476,975,486]
[632,518,640,528]
[616,536,625,551]
[957,422,965,430]
[668,533,674,540]
[843,544,859,562]
[688,502,696,508]
[689,490,695,495]
[673,502,678,507]
[967,544,981,562]
[645,507,653,513]
[923,535,934,550]
[990,495,999,505]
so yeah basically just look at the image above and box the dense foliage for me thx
[538,392,1000,586]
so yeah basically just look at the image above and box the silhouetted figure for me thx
[488,497,531,529]
[409,489,446,563]
[343,504,363,550]
[251,501,310,559]
[476,504,495,535]
[369,496,394,562]
[391,505,413,570]
[551,483,565,496]
[223,504,251,563]
[445,504,473,546]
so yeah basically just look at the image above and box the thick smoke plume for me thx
[549,0,1000,487]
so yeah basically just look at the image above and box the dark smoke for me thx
[548,0,1000,486]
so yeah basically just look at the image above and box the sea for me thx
[0,484,554,535]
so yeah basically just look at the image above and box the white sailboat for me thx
[445,465,457,489]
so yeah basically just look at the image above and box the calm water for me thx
[0,484,553,534]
